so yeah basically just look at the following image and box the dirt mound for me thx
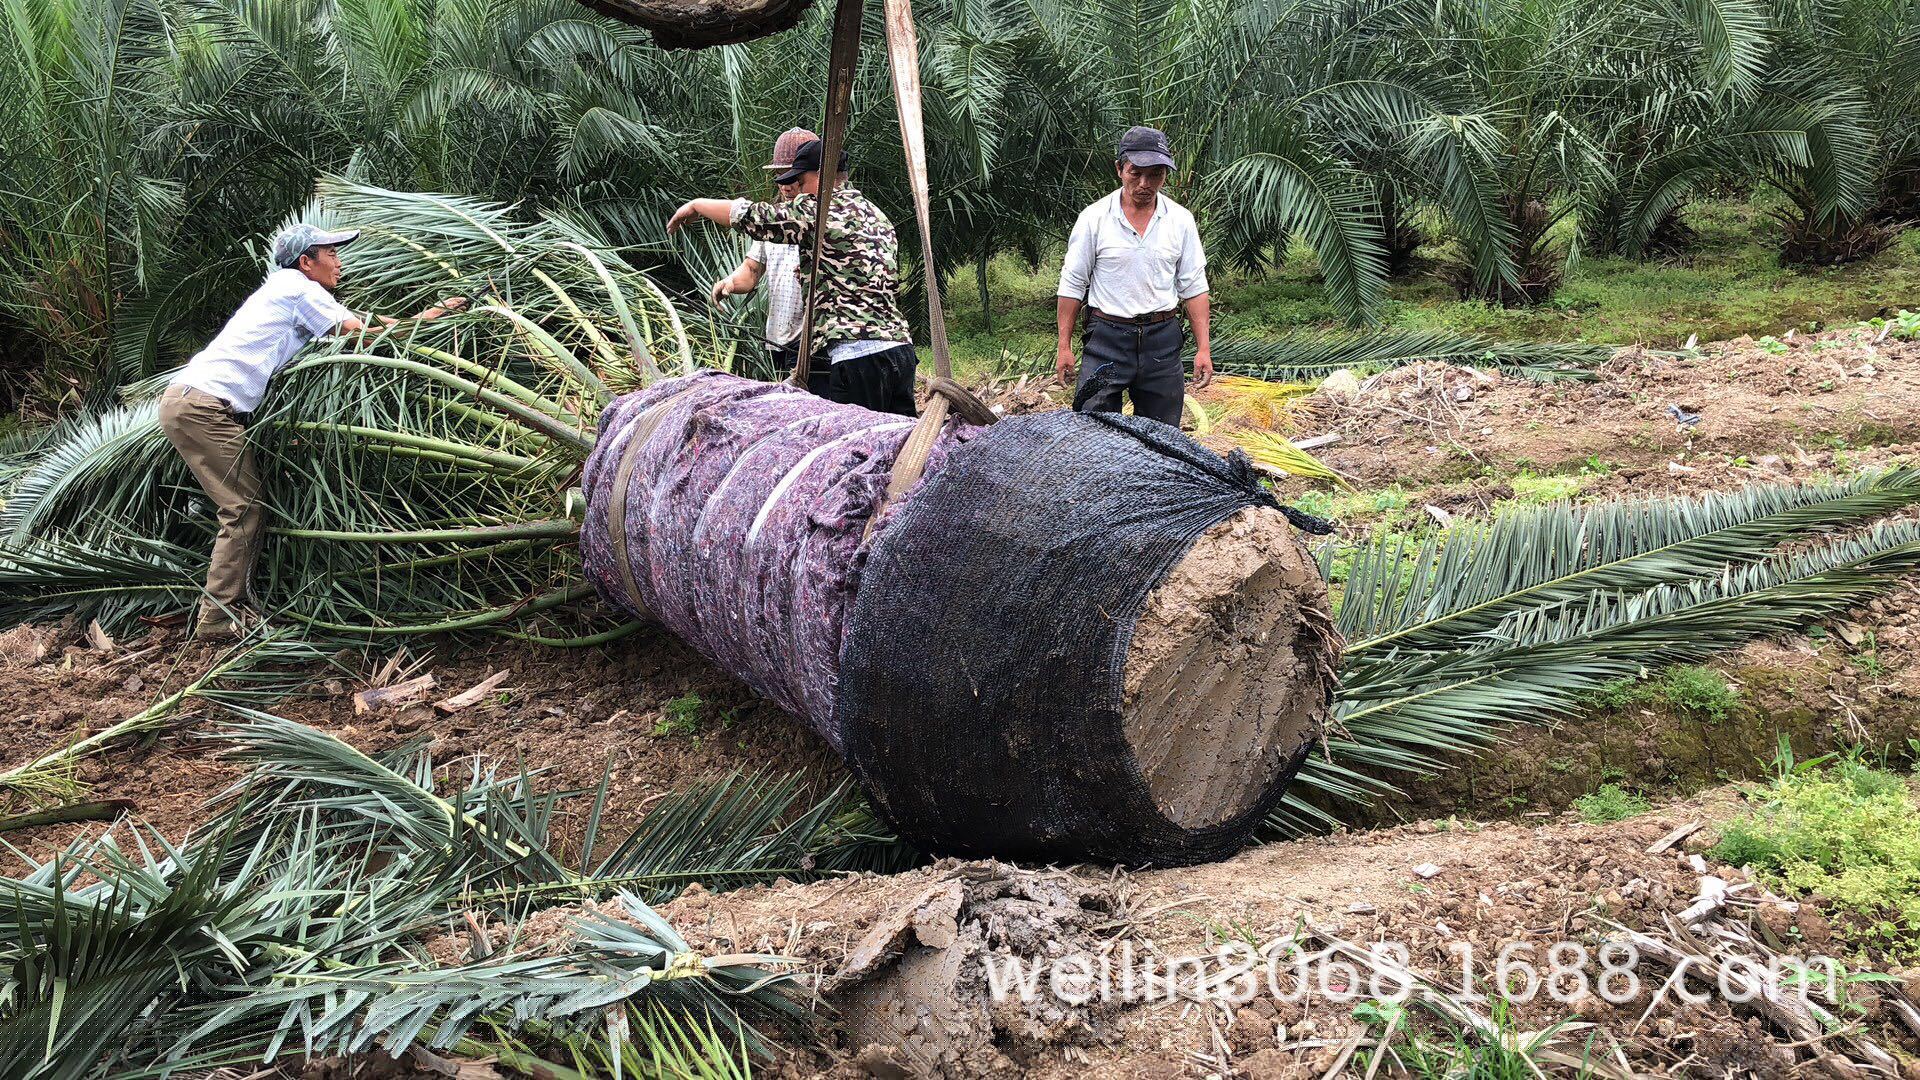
[1304,329,1920,493]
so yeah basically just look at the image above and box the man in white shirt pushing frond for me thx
[1056,126,1214,427]
[159,223,464,640]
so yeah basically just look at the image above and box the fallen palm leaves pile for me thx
[0,711,895,1078]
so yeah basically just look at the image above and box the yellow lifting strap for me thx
[794,0,996,538]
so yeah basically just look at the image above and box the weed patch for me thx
[1588,665,1740,723]
[1710,752,1920,958]
[1573,783,1651,824]
[653,693,706,738]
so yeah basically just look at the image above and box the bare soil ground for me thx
[0,621,842,864]
[10,326,1920,1076]
[655,789,1920,1078]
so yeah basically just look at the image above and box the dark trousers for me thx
[1072,317,1185,426]
[804,343,918,417]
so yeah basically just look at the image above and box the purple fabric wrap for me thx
[580,371,966,750]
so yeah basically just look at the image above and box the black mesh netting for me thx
[836,410,1319,866]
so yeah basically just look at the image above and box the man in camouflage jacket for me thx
[668,139,917,416]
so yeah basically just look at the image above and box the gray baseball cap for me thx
[271,223,361,268]
[1117,125,1176,171]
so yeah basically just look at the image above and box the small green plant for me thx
[653,693,706,737]
[1756,335,1790,355]
[1710,747,1920,958]
[1659,665,1740,723]
[1380,997,1574,1080]
[1504,470,1586,505]
[1855,630,1890,678]
[1586,665,1738,723]
[1864,309,1920,341]
[1573,783,1651,824]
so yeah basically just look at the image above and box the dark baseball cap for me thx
[774,139,850,184]
[1117,125,1176,171]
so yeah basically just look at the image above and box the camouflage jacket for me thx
[734,185,913,351]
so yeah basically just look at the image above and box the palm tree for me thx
[0,0,184,401]
[1407,0,1781,304]
[1757,0,1915,264]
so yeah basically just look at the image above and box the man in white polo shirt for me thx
[1055,126,1213,427]
[159,223,463,639]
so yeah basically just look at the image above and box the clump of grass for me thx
[1503,470,1586,505]
[1573,783,1651,824]
[1586,664,1740,723]
[653,693,706,738]
[1357,998,1577,1080]
[1710,750,1920,957]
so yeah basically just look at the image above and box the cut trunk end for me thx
[1123,507,1336,831]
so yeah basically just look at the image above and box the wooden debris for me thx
[86,620,115,652]
[353,673,438,715]
[1677,876,1729,924]
[0,799,136,833]
[1604,915,1901,1077]
[1292,433,1342,451]
[1645,820,1703,854]
[433,670,512,714]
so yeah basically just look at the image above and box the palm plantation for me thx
[3,0,1920,1075]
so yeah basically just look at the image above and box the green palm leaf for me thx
[1334,468,1920,651]
[1207,328,1613,382]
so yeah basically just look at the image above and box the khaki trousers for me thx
[158,386,263,626]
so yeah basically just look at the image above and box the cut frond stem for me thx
[267,521,578,544]
[287,355,592,452]
[278,583,595,635]
[273,423,540,472]
[496,620,650,648]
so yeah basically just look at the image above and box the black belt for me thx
[1089,307,1178,326]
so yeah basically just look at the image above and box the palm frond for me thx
[1219,430,1347,486]
[1332,468,1920,650]
[1208,328,1613,382]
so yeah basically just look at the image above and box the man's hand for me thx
[666,201,700,235]
[1056,345,1077,386]
[1191,349,1214,389]
[708,276,739,305]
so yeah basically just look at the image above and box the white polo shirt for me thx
[1057,191,1209,318]
[170,268,354,412]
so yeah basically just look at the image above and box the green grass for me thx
[937,197,1920,381]
[1589,664,1740,723]
[1710,751,1920,958]
[1356,998,1581,1079]
[653,693,706,738]
[1573,783,1652,824]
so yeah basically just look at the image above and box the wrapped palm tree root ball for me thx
[582,371,1340,865]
